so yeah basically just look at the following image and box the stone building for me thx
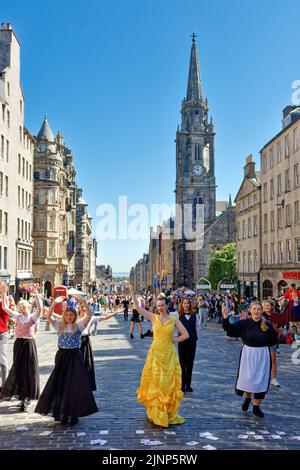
[0,23,34,297]
[260,106,300,298]
[73,189,96,293]
[174,35,236,289]
[32,117,77,297]
[235,155,261,298]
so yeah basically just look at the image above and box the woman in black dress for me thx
[129,305,144,339]
[177,298,200,393]
[222,301,278,418]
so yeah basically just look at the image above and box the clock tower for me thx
[175,34,216,287]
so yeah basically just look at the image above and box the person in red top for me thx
[0,291,10,389]
[281,283,300,304]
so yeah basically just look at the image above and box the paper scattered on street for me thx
[292,436,300,440]
[253,435,264,440]
[186,441,199,446]
[77,432,86,437]
[238,435,249,440]
[141,439,163,446]
[90,439,107,445]
[271,435,282,440]
[276,431,286,436]
[99,430,109,435]
[136,430,145,434]
[206,435,219,441]
[260,431,270,434]
[164,431,176,435]
[39,431,52,436]
[246,431,255,435]
[16,426,29,432]
[199,432,213,437]
[202,445,216,450]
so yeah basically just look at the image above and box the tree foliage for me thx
[208,242,237,290]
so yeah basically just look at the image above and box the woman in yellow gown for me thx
[129,285,189,428]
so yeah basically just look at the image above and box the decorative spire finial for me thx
[191,32,197,43]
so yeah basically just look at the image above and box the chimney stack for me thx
[7,23,12,30]
[1,23,5,29]
[244,154,256,179]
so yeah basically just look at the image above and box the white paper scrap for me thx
[260,431,270,434]
[199,432,213,437]
[276,431,286,436]
[238,435,249,440]
[141,439,163,446]
[186,441,199,446]
[77,432,86,437]
[271,435,282,440]
[99,430,109,435]
[16,426,29,432]
[164,431,176,435]
[254,435,264,440]
[206,436,219,441]
[136,430,145,434]
[39,431,52,436]
[246,431,256,435]
[292,436,300,440]
[202,445,216,450]
[90,439,107,445]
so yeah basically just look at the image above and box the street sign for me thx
[219,284,235,289]
[197,284,211,290]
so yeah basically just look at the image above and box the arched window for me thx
[262,280,273,299]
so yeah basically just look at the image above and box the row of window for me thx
[1,105,10,128]
[238,201,300,238]
[35,213,56,232]
[263,203,300,231]
[19,126,33,151]
[36,240,57,258]
[0,210,8,235]
[0,135,9,161]
[0,246,8,270]
[263,239,300,264]
[262,165,299,202]
[17,218,31,240]
[18,154,32,181]
[261,127,299,173]
[17,186,32,210]
[238,239,300,271]
[0,172,9,197]
[36,190,57,206]
[17,249,31,271]
[237,250,259,273]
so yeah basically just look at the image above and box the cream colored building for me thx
[260,106,300,297]
[32,117,77,297]
[235,155,261,298]
[0,23,34,296]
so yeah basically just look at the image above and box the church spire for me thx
[186,33,203,101]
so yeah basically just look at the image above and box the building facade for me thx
[260,106,300,298]
[235,155,261,298]
[0,23,34,297]
[32,117,77,297]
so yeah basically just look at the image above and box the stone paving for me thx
[0,313,300,450]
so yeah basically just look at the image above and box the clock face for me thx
[192,164,204,176]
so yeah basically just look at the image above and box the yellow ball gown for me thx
[137,315,185,427]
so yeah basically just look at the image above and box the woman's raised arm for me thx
[129,284,154,322]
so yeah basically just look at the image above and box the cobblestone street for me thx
[0,313,300,450]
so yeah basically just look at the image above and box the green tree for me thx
[208,242,237,290]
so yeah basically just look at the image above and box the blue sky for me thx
[2,0,299,272]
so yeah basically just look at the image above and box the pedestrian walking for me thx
[0,287,10,390]
[35,295,98,426]
[122,297,129,321]
[222,301,278,418]
[177,298,201,393]
[1,285,42,411]
[198,295,209,327]
[129,284,189,428]
[129,306,144,339]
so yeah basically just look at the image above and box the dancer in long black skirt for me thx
[222,301,278,418]
[78,302,120,390]
[35,295,98,426]
[1,284,42,411]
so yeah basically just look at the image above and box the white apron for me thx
[236,345,270,393]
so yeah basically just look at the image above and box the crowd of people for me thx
[0,280,299,427]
